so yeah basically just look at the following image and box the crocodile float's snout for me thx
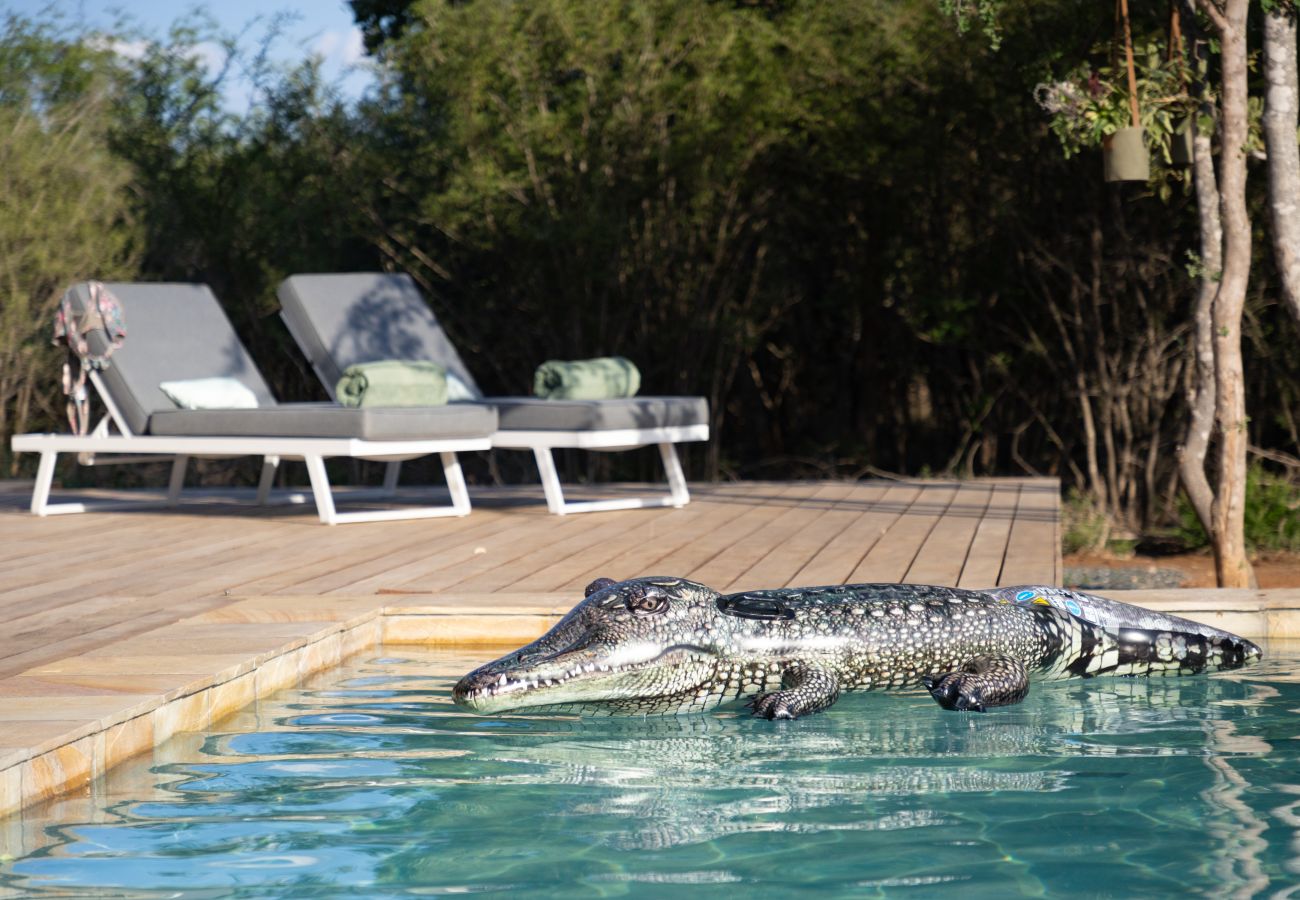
[452,576,726,715]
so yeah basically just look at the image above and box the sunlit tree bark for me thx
[1179,110,1221,539]
[1178,8,1220,543]
[1263,4,1300,327]
[1193,0,1255,588]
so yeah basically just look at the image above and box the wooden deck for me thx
[0,477,1059,681]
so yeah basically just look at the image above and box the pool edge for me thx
[1,587,1297,817]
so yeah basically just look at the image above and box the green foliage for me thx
[1034,42,1193,162]
[348,0,417,53]
[2,0,1298,513]
[0,14,139,470]
[1177,464,1300,553]
[1062,489,1111,555]
[108,16,376,401]
[363,0,933,444]
[938,0,1003,50]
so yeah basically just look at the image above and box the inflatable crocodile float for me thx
[452,577,1261,719]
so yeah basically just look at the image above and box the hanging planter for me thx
[1035,1,1195,183]
[1104,126,1151,182]
[1103,0,1150,183]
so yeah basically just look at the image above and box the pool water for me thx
[3,643,1300,898]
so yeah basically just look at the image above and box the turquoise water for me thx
[3,644,1300,898]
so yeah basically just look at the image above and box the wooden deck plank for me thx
[786,482,921,587]
[955,482,1021,588]
[251,511,518,596]
[0,478,1061,681]
[312,510,562,596]
[553,484,784,591]
[563,482,819,592]
[727,482,888,591]
[288,519,524,595]
[0,596,237,680]
[691,482,848,592]
[902,482,994,586]
[446,501,697,594]
[514,489,760,592]
[0,515,243,592]
[997,480,1060,585]
[0,523,280,610]
[397,508,647,594]
[848,482,961,583]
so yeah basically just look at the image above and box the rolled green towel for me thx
[533,356,641,400]
[336,360,448,408]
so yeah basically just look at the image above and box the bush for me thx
[1177,464,1300,554]
[0,14,140,473]
[1062,488,1111,555]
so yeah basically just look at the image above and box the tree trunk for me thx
[1178,22,1221,539]
[1206,0,1256,588]
[1264,6,1300,327]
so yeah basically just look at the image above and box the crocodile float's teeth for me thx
[497,674,508,686]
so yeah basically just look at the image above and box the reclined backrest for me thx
[277,273,483,400]
[73,282,277,435]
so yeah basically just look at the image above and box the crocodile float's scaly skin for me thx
[452,578,1262,718]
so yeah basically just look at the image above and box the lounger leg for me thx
[166,456,188,506]
[658,442,691,507]
[382,461,402,496]
[256,455,280,505]
[302,452,473,525]
[533,447,567,515]
[441,452,471,516]
[528,444,692,515]
[24,446,175,516]
[31,451,58,516]
[304,454,339,525]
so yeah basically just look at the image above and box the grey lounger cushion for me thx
[78,282,276,436]
[278,273,483,398]
[490,396,708,432]
[278,273,710,433]
[72,280,496,443]
[147,403,496,441]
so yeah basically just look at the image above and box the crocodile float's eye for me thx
[624,585,669,616]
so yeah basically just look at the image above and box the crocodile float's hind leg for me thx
[749,662,840,720]
[923,655,1029,712]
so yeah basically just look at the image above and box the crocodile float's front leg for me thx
[923,655,1029,712]
[749,661,840,720]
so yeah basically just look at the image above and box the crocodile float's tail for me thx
[1059,619,1258,678]
[983,585,1262,677]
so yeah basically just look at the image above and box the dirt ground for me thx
[1064,550,1300,589]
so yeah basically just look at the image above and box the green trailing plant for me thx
[1034,42,1194,165]
[1177,463,1300,553]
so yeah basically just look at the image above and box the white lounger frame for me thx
[10,374,487,525]
[280,311,707,516]
[491,426,708,515]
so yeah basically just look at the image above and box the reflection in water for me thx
[1,646,1299,898]
[1201,682,1279,900]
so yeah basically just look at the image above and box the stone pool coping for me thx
[2,587,1297,817]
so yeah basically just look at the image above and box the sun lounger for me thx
[10,282,496,524]
[277,273,709,514]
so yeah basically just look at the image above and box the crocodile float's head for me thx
[452,577,735,715]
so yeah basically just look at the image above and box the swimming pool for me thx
[3,643,1299,897]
